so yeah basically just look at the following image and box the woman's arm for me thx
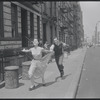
[21,48,31,53]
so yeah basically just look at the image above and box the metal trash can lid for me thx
[5,66,19,70]
[22,61,31,66]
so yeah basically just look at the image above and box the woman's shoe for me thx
[29,85,35,91]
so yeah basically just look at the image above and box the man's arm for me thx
[50,44,55,51]
[61,42,69,47]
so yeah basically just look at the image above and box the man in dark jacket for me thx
[50,38,67,78]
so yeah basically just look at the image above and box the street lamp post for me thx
[95,21,100,44]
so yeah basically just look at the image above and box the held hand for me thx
[21,48,26,52]
[63,43,67,46]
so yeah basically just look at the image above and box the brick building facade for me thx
[0,1,84,82]
[0,1,84,49]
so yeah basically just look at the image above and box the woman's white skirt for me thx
[28,52,53,79]
[28,59,47,79]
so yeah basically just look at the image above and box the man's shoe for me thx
[61,71,64,78]
[29,85,35,91]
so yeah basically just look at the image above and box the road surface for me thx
[76,46,100,98]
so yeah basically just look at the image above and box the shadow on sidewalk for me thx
[30,81,56,91]
[55,73,71,81]
[0,82,25,89]
[30,73,72,91]
[18,83,24,88]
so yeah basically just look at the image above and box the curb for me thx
[64,48,87,98]
[74,49,87,98]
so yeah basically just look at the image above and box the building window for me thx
[59,31,63,41]
[55,27,57,37]
[37,15,40,40]
[50,25,53,44]
[50,2,52,16]
[66,36,69,44]
[21,8,28,47]
[44,3,46,13]
[30,12,34,39]
[54,2,56,16]
[63,34,65,42]
[0,2,4,38]
[11,3,18,38]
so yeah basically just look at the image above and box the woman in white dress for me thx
[22,39,53,91]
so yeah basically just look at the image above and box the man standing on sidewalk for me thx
[50,38,67,78]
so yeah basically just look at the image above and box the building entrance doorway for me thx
[21,8,28,47]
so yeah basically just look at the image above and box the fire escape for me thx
[73,3,81,48]
[59,2,74,48]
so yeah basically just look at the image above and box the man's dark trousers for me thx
[55,54,64,77]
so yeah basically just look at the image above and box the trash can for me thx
[22,61,31,80]
[5,66,19,89]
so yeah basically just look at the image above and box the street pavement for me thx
[0,47,87,98]
[76,46,100,98]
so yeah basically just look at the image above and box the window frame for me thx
[11,3,18,38]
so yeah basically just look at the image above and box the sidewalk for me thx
[0,47,87,98]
